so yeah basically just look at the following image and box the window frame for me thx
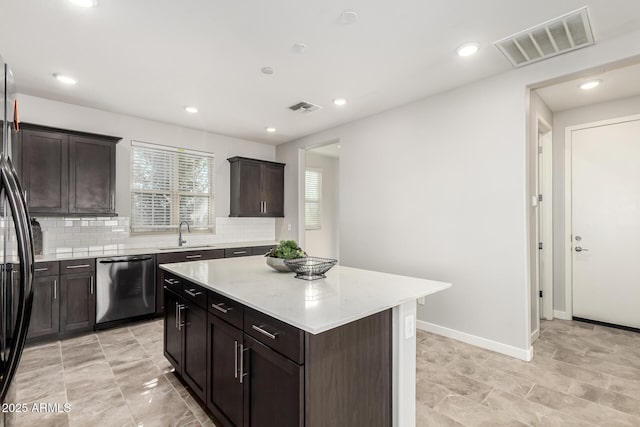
[305,167,322,231]
[130,140,215,234]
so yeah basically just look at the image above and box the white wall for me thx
[304,152,339,259]
[276,30,640,358]
[550,95,640,312]
[16,94,275,220]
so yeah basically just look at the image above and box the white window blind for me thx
[305,168,322,230]
[130,141,214,232]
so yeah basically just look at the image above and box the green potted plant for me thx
[265,240,305,272]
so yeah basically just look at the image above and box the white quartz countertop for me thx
[31,241,278,262]
[160,256,452,334]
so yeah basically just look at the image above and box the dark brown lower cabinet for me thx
[164,289,183,372]
[243,335,303,427]
[59,272,95,334]
[208,314,244,426]
[183,303,207,401]
[163,272,391,427]
[27,275,60,339]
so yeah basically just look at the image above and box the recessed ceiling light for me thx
[184,106,198,113]
[54,74,77,85]
[338,10,358,25]
[456,42,480,57]
[261,67,274,75]
[333,98,347,106]
[579,80,601,90]
[69,0,98,7]
[337,145,341,148]
[292,43,307,54]
[265,127,277,133]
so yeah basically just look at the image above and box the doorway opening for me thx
[300,142,340,260]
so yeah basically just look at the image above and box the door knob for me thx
[575,246,589,252]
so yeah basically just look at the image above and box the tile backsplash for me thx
[33,216,275,254]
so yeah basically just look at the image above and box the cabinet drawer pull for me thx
[185,255,202,259]
[34,267,48,272]
[252,324,279,340]
[184,288,202,298]
[233,251,247,255]
[164,278,178,285]
[211,302,233,314]
[66,264,90,269]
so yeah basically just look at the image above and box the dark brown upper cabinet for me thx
[228,157,285,217]
[15,123,120,216]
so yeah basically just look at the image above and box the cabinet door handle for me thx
[53,279,57,300]
[66,264,90,269]
[185,255,202,259]
[252,324,279,340]
[234,340,238,379]
[211,302,233,314]
[239,344,248,384]
[177,304,186,330]
[184,288,202,298]
[264,201,267,213]
[34,267,48,272]
[175,301,179,329]
[111,194,115,210]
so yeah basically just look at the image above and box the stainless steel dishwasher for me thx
[96,255,155,327]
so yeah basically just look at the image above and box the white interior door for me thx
[572,118,640,328]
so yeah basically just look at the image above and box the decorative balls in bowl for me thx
[265,240,305,272]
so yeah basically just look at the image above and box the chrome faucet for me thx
[178,221,191,247]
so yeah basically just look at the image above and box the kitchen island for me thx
[160,256,451,427]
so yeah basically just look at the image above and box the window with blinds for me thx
[305,168,322,230]
[130,141,214,233]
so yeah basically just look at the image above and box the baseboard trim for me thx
[553,310,571,320]
[417,320,533,362]
[531,328,540,342]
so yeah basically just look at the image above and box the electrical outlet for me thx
[287,224,292,231]
[405,315,415,339]
[417,297,425,305]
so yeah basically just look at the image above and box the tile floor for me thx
[417,319,640,426]
[5,318,640,426]
[7,319,219,427]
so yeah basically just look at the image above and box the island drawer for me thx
[34,261,59,277]
[163,273,183,295]
[183,282,207,309]
[251,245,276,256]
[61,258,95,274]
[224,247,252,258]
[208,290,243,329]
[244,307,304,364]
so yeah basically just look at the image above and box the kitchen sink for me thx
[158,245,217,251]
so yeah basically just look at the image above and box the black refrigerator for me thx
[0,55,35,417]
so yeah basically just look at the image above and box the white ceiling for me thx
[2,1,640,145]
[535,62,640,112]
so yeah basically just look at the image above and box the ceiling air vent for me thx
[288,101,322,113]
[494,7,594,68]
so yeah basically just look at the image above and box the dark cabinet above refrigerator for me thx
[13,123,120,216]
[228,156,285,217]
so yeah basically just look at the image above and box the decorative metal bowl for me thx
[284,257,338,280]
[266,256,293,272]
